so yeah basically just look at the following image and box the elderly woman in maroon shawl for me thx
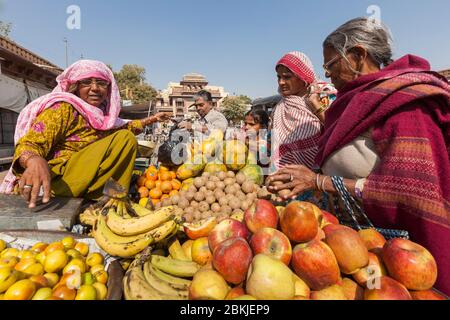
[267,17,450,295]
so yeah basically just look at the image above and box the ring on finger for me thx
[23,184,33,189]
[289,174,294,182]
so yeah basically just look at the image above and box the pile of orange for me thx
[136,165,182,206]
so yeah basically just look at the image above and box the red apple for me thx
[358,229,386,256]
[212,237,253,285]
[311,284,347,300]
[250,228,292,265]
[208,219,250,253]
[280,201,319,243]
[244,199,279,233]
[364,276,412,300]
[352,252,387,287]
[291,240,341,291]
[409,290,447,300]
[324,225,369,275]
[225,286,246,300]
[382,238,437,291]
[322,223,345,236]
[340,278,364,300]
[321,211,340,227]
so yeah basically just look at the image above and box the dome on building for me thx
[182,73,207,82]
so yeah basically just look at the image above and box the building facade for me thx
[152,73,228,118]
[0,35,62,160]
[438,69,450,81]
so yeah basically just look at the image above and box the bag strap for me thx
[330,176,409,240]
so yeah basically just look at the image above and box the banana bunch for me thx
[123,249,201,300]
[81,197,182,259]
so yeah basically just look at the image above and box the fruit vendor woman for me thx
[0,60,170,208]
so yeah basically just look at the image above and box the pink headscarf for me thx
[0,59,125,194]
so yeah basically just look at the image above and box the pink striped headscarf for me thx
[0,59,125,194]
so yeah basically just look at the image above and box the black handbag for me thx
[157,121,190,167]
[330,176,409,240]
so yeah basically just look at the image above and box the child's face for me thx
[244,115,262,132]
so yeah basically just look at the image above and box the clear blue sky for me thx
[1,0,449,99]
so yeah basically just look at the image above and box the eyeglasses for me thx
[78,78,110,89]
[323,54,343,74]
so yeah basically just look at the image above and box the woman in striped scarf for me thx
[270,51,333,208]
[271,51,326,172]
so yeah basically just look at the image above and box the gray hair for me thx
[68,83,78,94]
[323,17,394,67]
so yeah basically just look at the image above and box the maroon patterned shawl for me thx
[316,55,450,294]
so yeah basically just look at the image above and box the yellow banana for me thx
[123,266,184,300]
[146,261,191,289]
[168,238,189,261]
[142,261,188,298]
[94,216,153,244]
[148,220,178,243]
[106,206,175,236]
[130,202,154,217]
[93,218,153,258]
[150,256,201,278]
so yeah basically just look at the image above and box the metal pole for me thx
[63,38,68,68]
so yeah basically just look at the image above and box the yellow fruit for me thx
[61,237,76,250]
[0,256,19,269]
[93,270,108,285]
[57,271,81,290]
[44,242,65,255]
[35,252,47,265]
[63,258,86,274]
[0,239,6,252]
[82,272,95,285]
[86,253,104,268]
[89,264,104,274]
[74,242,89,257]
[52,285,77,300]
[23,263,44,277]
[14,258,37,272]
[0,267,18,293]
[92,282,108,300]
[43,273,59,288]
[191,237,213,266]
[0,294,3,300]
[66,249,82,260]
[182,240,194,261]
[32,287,53,300]
[29,275,49,289]
[17,250,36,260]
[30,242,48,254]
[75,284,97,300]
[44,250,69,273]
[4,279,36,300]
[139,197,149,208]
[1,248,20,258]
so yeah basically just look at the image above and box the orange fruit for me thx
[170,171,177,179]
[149,188,163,200]
[184,217,218,240]
[159,166,170,172]
[191,237,213,266]
[169,190,179,197]
[151,199,160,206]
[155,180,162,189]
[160,181,173,194]
[145,172,158,181]
[160,194,170,201]
[138,187,149,198]
[144,179,156,190]
[159,171,172,182]
[136,176,146,187]
[171,179,182,191]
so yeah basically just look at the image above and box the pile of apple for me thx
[187,200,447,300]
[0,237,109,300]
